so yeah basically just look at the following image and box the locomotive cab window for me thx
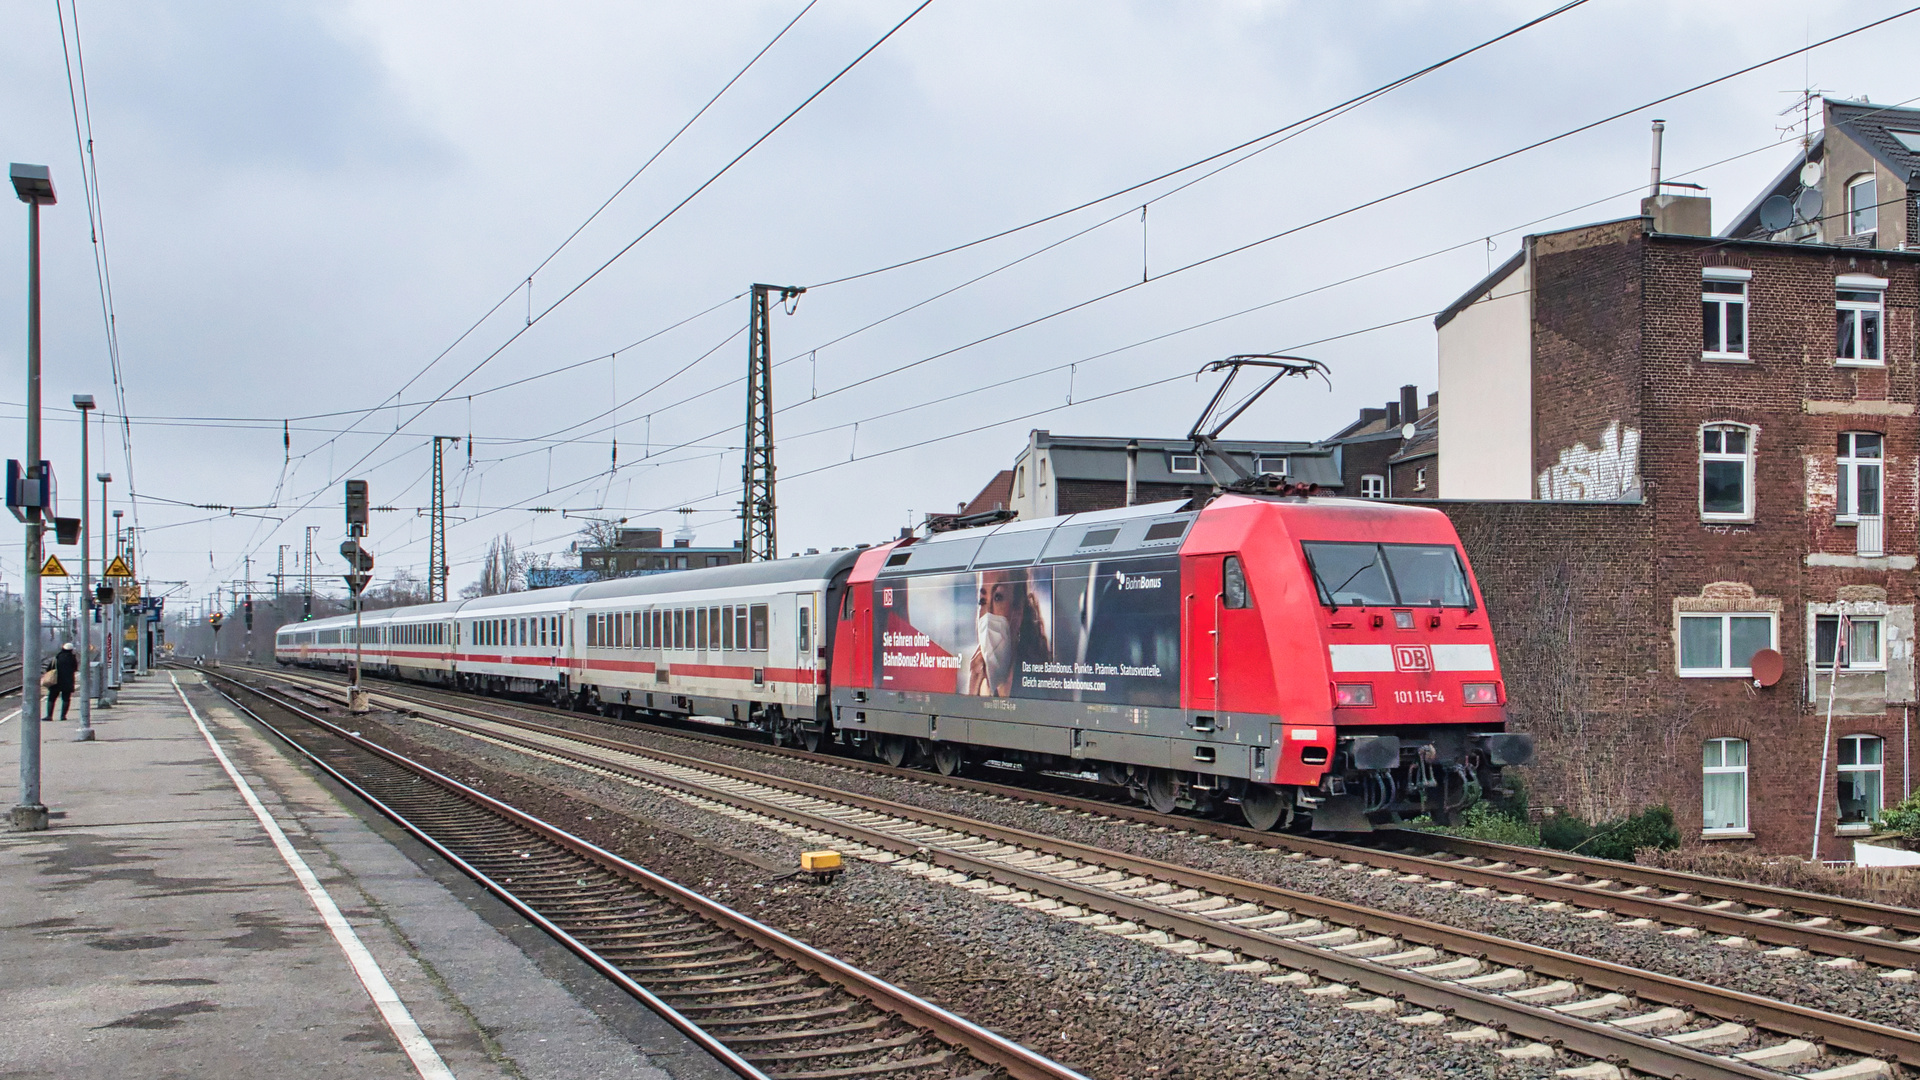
[1302,542,1472,609]
[1222,556,1250,609]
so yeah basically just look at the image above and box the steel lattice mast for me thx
[742,284,803,562]
[429,436,458,601]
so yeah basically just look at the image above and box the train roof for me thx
[572,549,858,601]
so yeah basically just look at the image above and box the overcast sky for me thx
[3,0,1917,611]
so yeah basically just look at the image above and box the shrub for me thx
[1580,805,1680,861]
[1442,801,1541,847]
[1538,812,1592,851]
[1881,791,1920,841]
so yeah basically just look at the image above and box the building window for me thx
[1847,173,1877,236]
[1169,454,1201,474]
[1701,272,1748,360]
[1360,474,1386,499]
[1256,455,1287,476]
[1414,467,1428,491]
[1814,614,1884,671]
[1836,280,1884,365]
[1699,423,1753,520]
[1838,734,1884,825]
[1678,612,1774,677]
[1835,432,1882,521]
[1702,738,1749,834]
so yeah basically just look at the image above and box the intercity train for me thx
[277,493,1531,831]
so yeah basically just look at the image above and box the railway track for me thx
[252,663,1920,974]
[190,667,1087,1080]
[234,665,1918,1080]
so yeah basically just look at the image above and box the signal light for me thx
[1463,682,1500,705]
[1333,683,1374,707]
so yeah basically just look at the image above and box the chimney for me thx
[1399,385,1419,425]
[1639,119,1711,236]
[1386,401,1401,427]
[1648,118,1664,199]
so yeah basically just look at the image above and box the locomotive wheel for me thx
[931,742,964,776]
[1144,769,1179,815]
[800,728,822,753]
[1240,783,1285,832]
[879,735,908,768]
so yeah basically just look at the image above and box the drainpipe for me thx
[1125,441,1139,507]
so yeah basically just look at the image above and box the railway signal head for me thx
[345,479,369,537]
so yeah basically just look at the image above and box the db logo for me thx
[1393,644,1433,672]
[881,587,895,608]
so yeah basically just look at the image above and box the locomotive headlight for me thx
[1333,683,1374,707]
[1462,682,1500,705]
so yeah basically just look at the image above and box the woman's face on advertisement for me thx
[977,572,1019,621]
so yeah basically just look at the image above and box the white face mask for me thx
[976,610,1013,689]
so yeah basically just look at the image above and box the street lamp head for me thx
[73,394,95,410]
[96,472,110,483]
[10,163,56,206]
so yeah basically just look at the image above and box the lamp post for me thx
[73,394,94,742]
[11,162,55,833]
[95,470,113,705]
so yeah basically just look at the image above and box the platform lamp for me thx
[73,395,95,742]
[10,163,55,833]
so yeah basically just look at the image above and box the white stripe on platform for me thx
[169,674,457,1080]
[0,708,19,726]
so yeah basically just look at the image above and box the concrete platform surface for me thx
[0,670,729,1080]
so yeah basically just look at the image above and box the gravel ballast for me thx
[280,691,1569,1080]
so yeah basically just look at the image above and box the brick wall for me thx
[1530,220,1645,500]
[1390,456,1436,499]
[1057,480,1197,514]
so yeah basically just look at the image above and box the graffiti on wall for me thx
[1537,422,1641,501]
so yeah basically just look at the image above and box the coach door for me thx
[1183,555,1222,717]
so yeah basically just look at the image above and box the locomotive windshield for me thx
[1302,542,1473,609]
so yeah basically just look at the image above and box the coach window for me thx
[1678,612,1774,677]
[1701,267,1749,360]
[799,605,811,653]
[698,608,710,650]
[749,604,769,651]
[735,606,749,649]
[1838,735,1885,827]
[1699,423,1753,521]
[1702,738,1749,835]
[722,605,735,650]
[1836,276,1885,365]
[1222,556,1250,609]
[710,607,722,650]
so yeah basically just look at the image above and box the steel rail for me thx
[245,665,1920,951]
[333,685,1920,1076]
[199,668,1091,1080]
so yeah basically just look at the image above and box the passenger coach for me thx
[279,493,1530,831]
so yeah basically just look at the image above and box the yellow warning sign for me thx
[40,554,67,576]
[105,555,134,578]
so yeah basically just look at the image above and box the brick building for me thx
[1322,384,1438,498]
[1002,430,1339,518]
[577,527,744,577]
[1433,120,1920,854]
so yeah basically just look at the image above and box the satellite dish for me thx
[1800,160,1823,187]
[1795,187,1823,224]
[1401,423,1417,440]
[1759,194,1795,232]
[1750,648,1785,688]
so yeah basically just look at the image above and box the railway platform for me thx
[0,668,733,1080]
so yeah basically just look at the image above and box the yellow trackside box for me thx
[800,850,842,872]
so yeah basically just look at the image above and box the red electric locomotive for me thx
[828,492,1531,831]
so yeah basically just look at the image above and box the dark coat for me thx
[53,648,78,692]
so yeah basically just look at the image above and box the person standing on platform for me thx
[47,642,78,722]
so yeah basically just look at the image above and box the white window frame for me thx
[1414,466,1428,491]
[1701,267,1750,361]
[1702,737,1749,836]
[1256,455,1287,476]
[1699,422,1754,522]
[1836,276,1886,367]
[1847,173,1878,236]
[1813,613,1886,672]
[1677,611,1776,677]
[1837,734,1885,827]
[1168,454,1201,474]
[1360,473,1386,499]
[1835,432,1883,522]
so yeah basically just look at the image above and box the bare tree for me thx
[463,534,529,597]
[574,517,625,551]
